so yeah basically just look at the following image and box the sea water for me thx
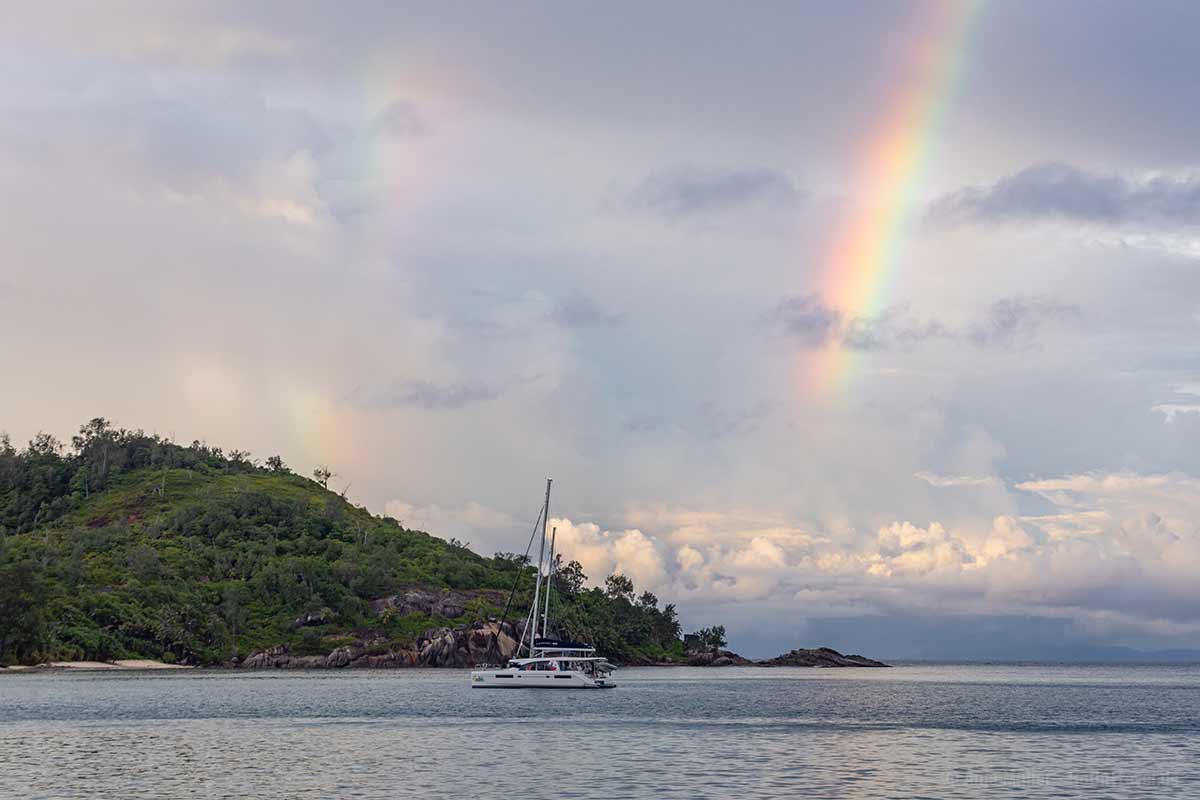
[1,664,1197,798]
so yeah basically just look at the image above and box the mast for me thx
[526,478,551,654]
[542,526,557,640]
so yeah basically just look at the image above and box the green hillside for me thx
[0,418,692,666]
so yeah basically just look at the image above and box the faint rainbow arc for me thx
[806,0,983,395]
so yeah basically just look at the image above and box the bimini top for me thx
[534,638,594,651]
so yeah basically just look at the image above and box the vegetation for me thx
[692,625,728,650]
[0,418,698,666]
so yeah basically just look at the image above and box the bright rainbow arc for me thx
[806,0,983,396]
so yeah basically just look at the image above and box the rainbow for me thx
[806,0,983,395]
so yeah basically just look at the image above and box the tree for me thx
[694,625,727,650]
[604,573,634,601]
[265,455,288,473]
[221,586,248,659]
[656,603,682,644]
[71,417,113,453]
[638,590,658,609]
[0,560,47,664]
[555,559,587,595]
[72,418,118,490]
[312,465,334,489]
[27,431,64,458]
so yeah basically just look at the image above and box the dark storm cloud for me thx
[931,163,1200,227]
[348,381,500,411]
[627,165,801,221]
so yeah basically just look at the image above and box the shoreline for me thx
[2,660,193,672]
[2,647,889,672]
[2,659,885,672]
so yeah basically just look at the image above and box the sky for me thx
[4,1,1200,659]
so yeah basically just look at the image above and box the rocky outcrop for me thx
[760,647,889,668]
[238,620,521,670]
[289,608,335,629]
[684,648,755,667]
[240,612,887,671]
[673,643,889,668]
[240,645,291,669]
[370,588,506,620]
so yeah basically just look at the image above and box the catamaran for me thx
[471,479,617,688]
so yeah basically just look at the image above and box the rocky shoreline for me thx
[2,587,888,671]
[3,638,889,672]
[232,620,889,670]
[676,646,889,668]
[228,589,891,670]
[239,620,521,670]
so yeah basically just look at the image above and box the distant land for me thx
[0,417,889,670]
[897,645,1200,665]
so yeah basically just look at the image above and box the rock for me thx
[241,645,291,669]
[686,648,753,666]
[241,619,525,671]
[371,588,505,620]
[285,655,328,669]
[325,646,363,668]
[289,608,335,630]
[761,646,889,668]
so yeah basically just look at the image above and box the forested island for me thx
[0,418,711,667]
[0,418,886,670]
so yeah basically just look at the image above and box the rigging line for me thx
[494,502,544,657]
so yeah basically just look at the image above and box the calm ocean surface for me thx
[2,664,1197,799]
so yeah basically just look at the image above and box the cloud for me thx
[768,295,1077,351]
[540,468,1200,639]
[931,162,1200,227]
[1152,384,1200,422]
[619,400,771,440]
[347,380,500,411]
[842,305,953,352]
[7,2,1200,657]
[1153,404,1200,421]
[872,521,973,576]
[765,294,841,346]
[627,164,801,221]
[6,82,328,194]
[550,291,626,327]
[371,100,427,138]
[967,296,1081,349]
[695,400,772,439]
[550,518,667,590]
[914,471,1001,488]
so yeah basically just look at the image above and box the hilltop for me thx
[0,418,688,667]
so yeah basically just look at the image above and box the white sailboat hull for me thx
[472,479,617,690]
[470,668,615,688]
